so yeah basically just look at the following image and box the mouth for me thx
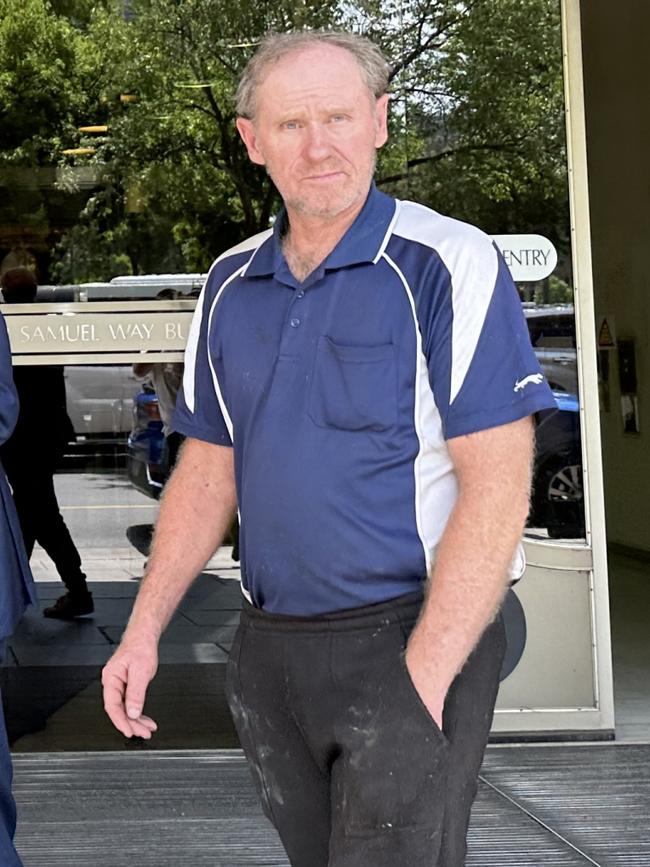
[303,171,346,182]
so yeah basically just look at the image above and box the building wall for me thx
[580,1,650,552]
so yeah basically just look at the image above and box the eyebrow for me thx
[276,105,355,122]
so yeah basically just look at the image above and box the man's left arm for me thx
[405,415,534,726]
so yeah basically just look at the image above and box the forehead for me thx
[256,44,368,108]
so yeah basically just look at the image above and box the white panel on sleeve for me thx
[182,230,273,416]
[182,284,206,415]
[393,202,499,404]
[205,267,245,443]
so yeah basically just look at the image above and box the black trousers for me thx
[225,591,506,867]
[3,460,86,595]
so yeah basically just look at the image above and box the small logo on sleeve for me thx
[514,373,544,392]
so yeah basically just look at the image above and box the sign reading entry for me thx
[492,234,558,281]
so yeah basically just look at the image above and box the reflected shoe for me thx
[43,592,94,620]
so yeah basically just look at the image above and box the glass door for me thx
[0,0,612,746]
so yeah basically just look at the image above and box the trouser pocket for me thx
[397,653,449,747]
[334,625,449,837]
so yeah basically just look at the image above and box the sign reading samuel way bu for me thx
[3,302,195,365]
[491,234,558,282]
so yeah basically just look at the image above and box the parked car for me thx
[128,385,585,539]
[524,304,577,394]
[522,305,584,537]
[127,387,240,555]
[528,391,584,539]
[24,280,201,459]
[65,364,138,440]
[65,275,202,449]
[80,273,206,301]
[126,385,166,498]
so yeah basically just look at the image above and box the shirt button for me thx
[296,290,305,298]
[290,317,301,328]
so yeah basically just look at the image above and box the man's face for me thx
[237,44,389,221]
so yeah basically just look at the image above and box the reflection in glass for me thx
[520,300,584,539]
[0,1,587,755]
[1,357,241,751]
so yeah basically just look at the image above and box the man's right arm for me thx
[101,437,237,738]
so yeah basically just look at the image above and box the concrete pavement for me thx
[1,544,243,751]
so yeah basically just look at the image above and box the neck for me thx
[282,191,368,281]
[285,204,361,255]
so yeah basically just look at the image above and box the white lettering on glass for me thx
[165,322,185,340]
[107,322,154,341]
[17,323,99,343]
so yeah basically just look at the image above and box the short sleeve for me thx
[424,241,557,439]
[171,285,232,447]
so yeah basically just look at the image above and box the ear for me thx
[236,118,266,166]
[373,93,389,149]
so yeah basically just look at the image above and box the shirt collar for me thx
[242,184,398,281]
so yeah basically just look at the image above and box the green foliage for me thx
[0,0,116,278]
[368,0,568,246]
[0,0,107,162]
[0,0,570,282]
[95,0,340,231]
[533,274,573,305]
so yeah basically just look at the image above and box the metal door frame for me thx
[493,0,614,735]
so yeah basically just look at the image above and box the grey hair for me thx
[236,30,391,120]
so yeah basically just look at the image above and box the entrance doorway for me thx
[0,0,615,746]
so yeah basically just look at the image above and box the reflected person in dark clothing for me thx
[0,268,92,620]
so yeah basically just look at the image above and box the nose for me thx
[303,122,333,162]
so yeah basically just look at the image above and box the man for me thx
[0,268,92,620]
[1,308,37,867]
[102,31,556,865]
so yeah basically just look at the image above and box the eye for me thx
[330,114,348,123]
[283,120,301,130]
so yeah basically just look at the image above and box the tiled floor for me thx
[1,545,243,750]
[2,547,649,750]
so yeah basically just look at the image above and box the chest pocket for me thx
[309,336,397,432]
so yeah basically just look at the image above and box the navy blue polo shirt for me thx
[172,185,556,615]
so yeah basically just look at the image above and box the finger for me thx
[101,663,156,739]
[124,665,152,721]
[103,677,134,737]
[126,715,158,735]
[126,718,156,739]
[105,702,133,737]
[104,696,155,740]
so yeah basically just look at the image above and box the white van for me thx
[80,273,206,301]
[51,274,205,446]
